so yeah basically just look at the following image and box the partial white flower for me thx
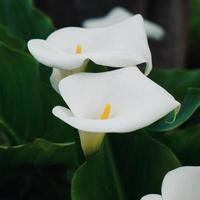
[50,68,71,92]
[141,166,200,200]
[28,14,152,76]
[52,67,180,155]
[83,6,165,41]
[141,195,162,200]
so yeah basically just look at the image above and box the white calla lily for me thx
[141,166,200,200]
[28,14,152,93]
[52,67,180,156]
[83,7,165,41]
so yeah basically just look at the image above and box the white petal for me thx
[52,106,153,133]
[161,166,200,200]
[50,68,71,93]
[141,194,162,200]
[28,39,85,69]
[83,6,165,41]
[28,15,152,75]
[52,67,180,133]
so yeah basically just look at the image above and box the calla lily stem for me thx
[79,131,106,157]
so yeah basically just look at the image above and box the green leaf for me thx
[0,42,43,144]
[40,82,77,143]
[159,125,200,166]
[0,43,80,168]
[85,60,108,73]
[148,88,200,132]
[72,131,180,200]
[0,0,54,41]
[0,0,54,83]
[0,42,77,143]
[0,138,78,167]
[149,68,200,101]
[0,42,76,143]
[0,25,25,50]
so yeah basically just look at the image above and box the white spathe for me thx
[50,68,71,92]
[83,7,165,41]
[52,67,180,133]
[28,14,152,76]
[141,166,200,200]
[50,65,87,92]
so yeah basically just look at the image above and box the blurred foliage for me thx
[188,0,200,68]
[0,24,25,50]
[159,125,200,166]
[149,69,200,101]
[0,164,71,200]
[0,0,199,200]
[190,0,200,43]
[0,0,54,41]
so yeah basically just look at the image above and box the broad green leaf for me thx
[148,88,200,132]
[0,41,80,198]
[40,82,77,143]
[72,131,180,200]
[0,0,54,82]
[0,25,25,50]
[149,68,200,101]
[39,83,85,163]
[39,64,52,83]
[0,43,79,168]
[0,0,54,41]
[0,138,78,167]
[159,125,200,166]
[0,42,43,144]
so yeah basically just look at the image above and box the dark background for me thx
[34,0,192,70]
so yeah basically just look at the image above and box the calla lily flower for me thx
[83,7,165,41]
[141,166,200,200]
[52,67,180,155]
[28,14,152,92]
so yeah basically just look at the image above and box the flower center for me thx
[100,103,111,120]
[75,44,82,54]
